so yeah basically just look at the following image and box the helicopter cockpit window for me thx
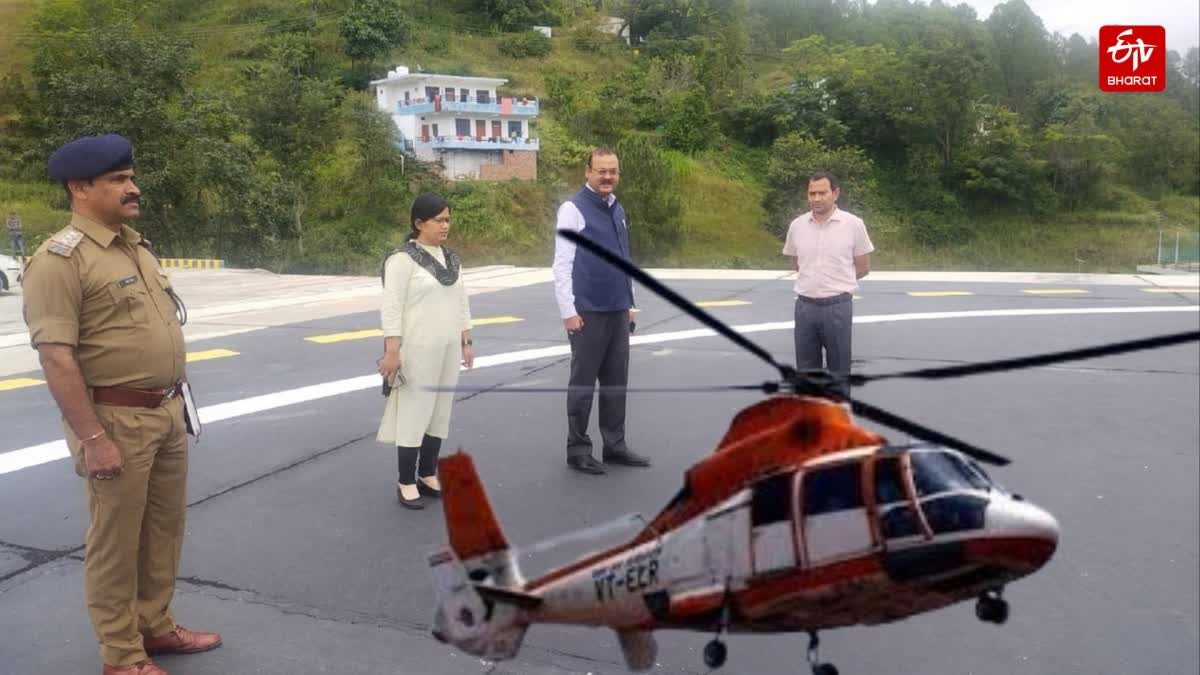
[873,457,907,504]
[921,493,987,533]
[874,456,921,539]
[911,450,990,497]
[802,462,864,516]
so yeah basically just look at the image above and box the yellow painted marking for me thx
[1141,287,1200,293]
[0,378,45,392]
[1023,289,1089,295]
[907,291,975,297]
[186,349,240,363]
[471,316,524,326]
[305,316,524,344]
[695,300,751,307]
[306,329,383,344]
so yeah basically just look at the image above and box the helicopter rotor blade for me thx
[558,229,793,379]
[850,397,1012,466]
[850,329,1200,386]
[425,383,780,394]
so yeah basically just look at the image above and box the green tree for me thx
[615,133,684,261]
[954,104,1055,213]
[984,0,1057,114]
[338,0,412,65]
[662,87,718,152]
[239,59,344,257]
[763,132,876,237]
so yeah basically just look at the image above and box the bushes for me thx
[498,30,552,58]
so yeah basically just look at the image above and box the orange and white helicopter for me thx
[425,230,1199,675]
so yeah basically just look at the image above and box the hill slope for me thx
[0,0,1196,274]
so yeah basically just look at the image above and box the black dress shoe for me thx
[417,477,442,498]
[397,484,424,509]
[603,448,652,467]
[567,455,607,475]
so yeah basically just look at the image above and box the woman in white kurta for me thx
[377,193,473,509]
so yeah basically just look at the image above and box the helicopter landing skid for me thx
[806,630,839,675]
[976,586,1010,624]
[702,582,734,670]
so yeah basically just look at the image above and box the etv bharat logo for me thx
[1099,26,1166,92]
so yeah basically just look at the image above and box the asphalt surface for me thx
[1,276,1198,675]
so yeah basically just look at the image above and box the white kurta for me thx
[376,243,472,447]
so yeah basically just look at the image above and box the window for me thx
[455,119,471,137]
[425,86,440,100]
[920,494,987,534]
[874,457,907,505]
[477,89,491,103]
[879,504,921,539]
[802,462,863,516]
[751,472,793,526]
[874,457,920,538]
[910,450,989,497]
[508,121,523,137]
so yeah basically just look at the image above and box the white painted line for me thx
[2,304,1196,475]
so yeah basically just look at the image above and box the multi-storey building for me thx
[371,65,539,181]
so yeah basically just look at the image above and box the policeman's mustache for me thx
[122,195,140,205]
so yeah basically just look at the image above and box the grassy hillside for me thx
[0,0,1196,274]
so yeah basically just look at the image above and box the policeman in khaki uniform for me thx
[21,134,221,675]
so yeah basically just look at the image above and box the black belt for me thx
[797,293,852,305]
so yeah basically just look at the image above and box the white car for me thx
[0,253,23,292]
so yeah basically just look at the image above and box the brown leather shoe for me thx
[102,660,167,675]
[143,624,223,655]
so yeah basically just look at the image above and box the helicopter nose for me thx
[984,497,1060,568]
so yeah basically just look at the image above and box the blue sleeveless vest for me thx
[569,187,634,312]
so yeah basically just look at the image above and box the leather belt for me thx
[92,382,182,408]
[797,292,852,306]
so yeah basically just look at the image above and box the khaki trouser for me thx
[67,396,189,666]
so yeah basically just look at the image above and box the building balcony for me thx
[396,96,539,117]
[413,136,540,151]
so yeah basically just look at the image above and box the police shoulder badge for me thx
[46,228,84,258]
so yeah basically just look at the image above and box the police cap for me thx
[47,134,135,182]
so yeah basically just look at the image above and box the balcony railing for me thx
[413,136,540,151]
[396,96,539,116]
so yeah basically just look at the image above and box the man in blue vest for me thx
[552,148,650,475]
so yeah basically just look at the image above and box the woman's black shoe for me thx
[417,477,442,498]
[397,483,424,509]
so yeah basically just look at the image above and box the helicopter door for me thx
[749,472,797,576]
[800,461,874,567]
[703,502,752,585]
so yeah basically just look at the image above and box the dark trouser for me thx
[397,434,442,483]
[566,310,630,458]
[8,234,23,256]
[794,294,853,398]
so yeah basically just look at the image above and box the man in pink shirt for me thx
[782,171,874,397]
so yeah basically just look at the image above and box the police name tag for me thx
[181,382,202,439]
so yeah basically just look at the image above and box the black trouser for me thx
[794,293,853,398]
[566,310,630,458]
[397,434,442,483]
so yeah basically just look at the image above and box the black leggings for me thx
[397,434,442,483]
